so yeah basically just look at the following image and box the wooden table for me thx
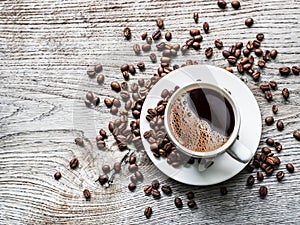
[1,0,300,224]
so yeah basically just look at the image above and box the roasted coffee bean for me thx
[286,163,295,173]
[272,104,278,114]
[110,106,118,115]
[96,135,104,142]
[258,59,265,68]
[225,67,233,73]
[220,187,228,195]
[141,32,147,40]
[203,22,209,33]
[160,57,171,64]
[152,30,162,40]
[190,29,200,36]
[266,138,275,147]
[276,171,285,181]
[186,38,194,47]
[98,174,108,185]
[83,189,91,200]
[245,18,254,27]
[97,140,106,149]
[174,197,183,208]
[94,64,103,73]
[133,44,141,55]
[246,175,255,186]
[253,40,261,49]
[161,185,172,195]
[113,162,121,172]
[151,189,161,198]
[151,179,160,189]
[163,49,171,57]
[227,56,237,65]
[187,200,196,208]
[270,49,278,59]
[293,130,300,141]
[135,171,143,181]
[264,90,273,101]
[113,98,121,108]
[86,91,94,102]
[194,35,203,42]
[217,0,227,9]
[156,42,165,51]
[145,37,153,45]
[165,31,172,41]
[222,50,230,58]
[70,158,79,169]
[215,39,223,49]
[128,163,138,173]
[266,157,276,166]
[129,155,136,164]
[75,137,84,147]
[111,81,121,92]
[237,63,244,74]
[257,171,264,181]
[192,42,201,50]
[193,12,199,23]
[252,70,261,81]
[130,175,137,184]
[99,129,107,139]
[274,142,282,152]
[123,27,131,39]
[243,48,251,57]
[262,147,271,155]
[143,185,153,195]
[292,65,300,75]
[265,166,274,176]
[121,64,129,72]
[96,74,105,85]
[263,50,271,61]
[181,44,189,55]
[205,47,213,58]
[156,18,164,29]
[282,88,289,100]
[246,41,253,50]
[259,186,268,198]
[255,48,263,57]
[150,53,157,63]
[127,65,136,76]
[102,164,110,174]
[186,192,194,200]
[144,206,152,219]
[54,171,61,180]
[142,43,151,52]
[256,33,264,41]
[236,42,243,49]
[265,116,274,125]
[279,66,291,76]
[128,182,136,191]
[269,80,277,90]
[276,120,284,131]
[231,0,240,9]
[84,99,91,107]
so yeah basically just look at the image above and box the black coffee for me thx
[169,87,235,152]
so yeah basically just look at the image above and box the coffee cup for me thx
[164,82,252,171]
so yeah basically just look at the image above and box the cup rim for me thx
[164,82,241,158]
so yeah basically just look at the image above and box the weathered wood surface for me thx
[1,0,300,224]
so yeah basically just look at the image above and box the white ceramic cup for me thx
[164,82,252,171]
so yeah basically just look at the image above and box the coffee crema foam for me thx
[170,93,229,152]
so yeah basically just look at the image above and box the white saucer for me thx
[140,65,262,186]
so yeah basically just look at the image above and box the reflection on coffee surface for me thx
[170,87,235,152]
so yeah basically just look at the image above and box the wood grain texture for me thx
[1,0,300,224]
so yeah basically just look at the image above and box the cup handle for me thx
[226,140,252,163]
[198,158,215,172]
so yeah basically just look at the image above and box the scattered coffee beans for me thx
[272,105,278,114]
[217,0,227,9]
[279,66,291,76]
[161,185,172,195]
[156,18,164,29]
[102,164,111,174]
[128,182,136,191]
[75,137,84,147]
[165,31,172,41]
[187,200,196,208]
[123,27,131,40]
[111,81,121,92]
[270,49,278,59]
[265,116,274,126]
[292,65,300,75]
[83,189,91,200]
[259,186,268,198]
[293,130,300,141]
[203,22,209,33]
[144,206,152,218]
[215,39,223,49]
[54,171,61,180]
[133,44,141,55]
[266,138,275,147]
[193,12,199,23]
[286,163,294,173]
[174,197,183,208]
[205,47,213,58]
[276,120,284,131]
[257,171,264,181]
[231,0,240,9]
[247,175,255,186]
[245,18,254,27]
[70,158,79,169]
[282,88,289,100]
[276,171,285,181]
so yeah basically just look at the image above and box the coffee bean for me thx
[215,39,223,49]
[151,189,161,198]
[252,70,261,81]
[87,70,95,77]
[266,138,275,147]
[96,135,104,142]
[292,65,300,75]
[272,105,278,114]
[276,120,284,131]
[245,18,254,27]
[130,175,137,184]
[128,65,136,75]
[274,142,282,152]
[174,197,183,208]
[141,32,147,40]
[276,171,285,181]
[194,35,203,42]
[97,140,106,149]
[186,192,194,200]
[143,185,152,195]
[231,0,240,9]
[70,158,79,169]
[54,171,61,180]
[156,42,165,51]
[237,63,244,74]
[220,187,228,195]
[263,50,271,61]
[243,48,251,57]
[257,171,264,181]
[142,44,151,52]
[128,182,136,191]
[187,200,196,208]
[145,37,152,45]
[120,64,129,72]
[253,40,261,49]
[134,171,143,182]
[83,189,91,200]
[123,27,131,40]
[262,147,271,155]
[258,59,265,68]
[256,33,264,41]
[217,0,227,9]
[161,185,172,195]
[193,12,199,23]
[104,98,113,108]
[133,44,141,55]
[102,164,110,174]
[150,53,157,63]
[270,49,278,59]
[75,137,84,147]
[255,48,263,57]
[129,155,136,164]
[144,206,152,219]
[282,88,289,100]
[98,174,108,185]
[113,162,121,172]
[247,175,255,186]
[279,66,291,76]
[264,90,273,101]
[259,186,268,198]
[111,81,121,92]
[181,44,189,55]
[156,18,164,29]
[227,56,237,65]
[205,47,213,58]
[84,99,91,107]
[165,31,172,41]
[203,22,209,33]
[286,163,295,173]
[246,41,253,50]
[222,50,230,58]
[192,42,201,50]
[152,30,161,40]
[92,97,100,106]
[113,98,121,108]
[190,29,200,36]
[293,130,300,141]
[86,91,94,102]
[128,163,138,173]
[265,116,274,125]
[269,80,277,90]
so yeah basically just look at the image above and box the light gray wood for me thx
[1,0,300,224]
